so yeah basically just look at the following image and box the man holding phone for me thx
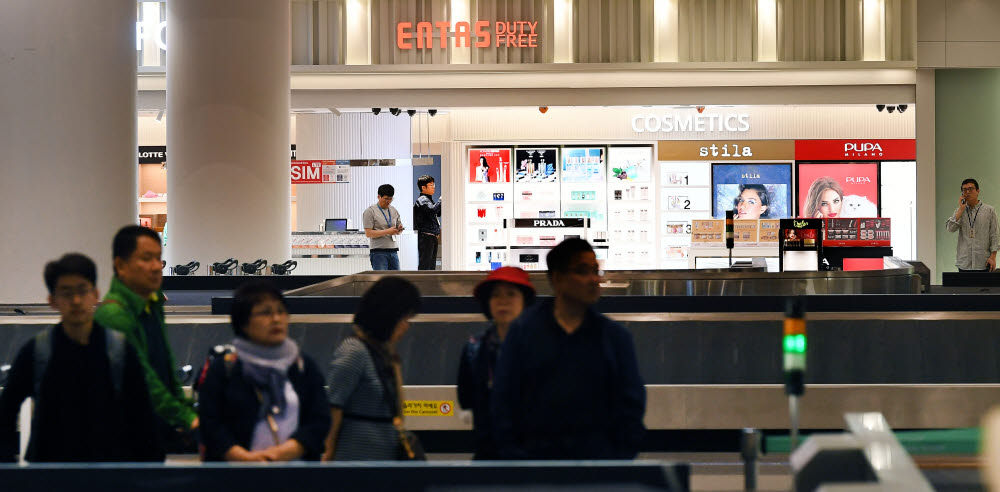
[364,184,403,270]
[946,178,999,272]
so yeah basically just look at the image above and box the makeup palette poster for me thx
[797,163,879,218]
[711,164,792,220]
[469,149,511,184]
[561,147,606,183]
[514,148,558,183]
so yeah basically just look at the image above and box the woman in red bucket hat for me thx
[457,267,535,460]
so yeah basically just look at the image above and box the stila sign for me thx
[397,21,539,49]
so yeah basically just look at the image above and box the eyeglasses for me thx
[251,307,289,318]
[962,187,977,193]
[53,286,94,300]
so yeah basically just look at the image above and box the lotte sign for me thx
[397,21,539,49]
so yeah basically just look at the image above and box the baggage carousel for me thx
[2,258,997,452]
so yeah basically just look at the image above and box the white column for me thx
[654,0,679,62]
[863,0,886,61]
[553,0,574,63]
[0,0,137,303]
[757,0,778,62]
[166,0,291,268]
[345,0,372,65]
[915,68,936,281]
[450,0,472,64]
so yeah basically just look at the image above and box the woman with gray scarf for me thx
[198,281,331,461]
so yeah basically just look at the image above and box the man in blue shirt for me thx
[491,238,646,459]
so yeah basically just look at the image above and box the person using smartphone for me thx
[413,175,442,271]
[946,178,999,272]
[363,184,404,270]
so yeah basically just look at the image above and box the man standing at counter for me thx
[363,184,403,271]
[946,179,999,272]
[414,175,442,270]
[491,238,646,459]
[95,226,197,451]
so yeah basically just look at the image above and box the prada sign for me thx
[513,218,586,228]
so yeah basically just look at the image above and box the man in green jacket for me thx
[95,226,197,449]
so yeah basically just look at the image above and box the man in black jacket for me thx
[0,253,162,462]
[491,239,646,459]
[414,175,442,270]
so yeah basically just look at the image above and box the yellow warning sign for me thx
[403,400,454,417]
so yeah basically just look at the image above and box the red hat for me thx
[473,267,536,317]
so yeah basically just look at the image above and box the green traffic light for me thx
[783,334,807,354]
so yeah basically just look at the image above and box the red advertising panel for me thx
[797,162,879,218]
[824,218,891,247]
[794,139,915,161]
[291,161,323,184]
[469,149,511,183]
[291,160,350,184]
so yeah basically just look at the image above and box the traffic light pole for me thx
[784,297,806,452]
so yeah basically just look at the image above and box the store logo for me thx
[843,142,884,157]
[533,219,566,227]
[845,176,872,183]
[493,192,505,201]
[700,143,754,157]
[136,21,168,51]
[632,114,751,134]
[793,220,809,228]
[477,208,487,218]
[741,173,760,179]
[290,164,321,181]
[845,143,882,153]
[397,21,538,49]
[139,150,165,159]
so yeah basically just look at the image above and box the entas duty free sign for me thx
[397,21,539,49]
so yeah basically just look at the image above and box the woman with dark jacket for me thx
[323,277,421,461]
[457,267,535,459]
[198,281,331,462]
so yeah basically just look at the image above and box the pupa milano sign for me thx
[631,113,751,134]
[397,21,539,49]
[794,140,916,160]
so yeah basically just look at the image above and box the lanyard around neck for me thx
[379,206,392,228]
[968,203,981,229]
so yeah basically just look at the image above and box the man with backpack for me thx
[95,225,197,451]
[0,253,162,462]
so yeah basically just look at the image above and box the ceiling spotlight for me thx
[329,108,342,116]
[897,104,908,113]
[428,109,437,117]
[389,108,401,116]
[155,109,164,122]
[887,105,896,113]
[876,104,885,112]
[372,108,381,115]
[406,109,416,117]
